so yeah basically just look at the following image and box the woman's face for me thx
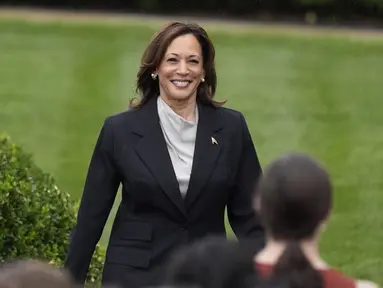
[156,33,205,103]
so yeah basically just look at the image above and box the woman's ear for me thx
[151,71,158,80]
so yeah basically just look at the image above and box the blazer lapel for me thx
[133,97,187,217]
[185,103,223,207]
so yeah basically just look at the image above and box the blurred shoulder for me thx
[357,280,381,288]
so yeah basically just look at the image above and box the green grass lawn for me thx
[1,16,383,284]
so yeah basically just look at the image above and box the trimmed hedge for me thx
[0,134,105,285]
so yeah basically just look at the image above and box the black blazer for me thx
[64,96,265,288]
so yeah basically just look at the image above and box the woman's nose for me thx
[177,60,189,75]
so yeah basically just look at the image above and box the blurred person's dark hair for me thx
[162,236,260,288]
[0,259,74,288]
[254,153,332,288]
[132,21,224,109]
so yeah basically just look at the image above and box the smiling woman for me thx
[155,33,205,119]
[133,21,224,113]
[64,21,265,288]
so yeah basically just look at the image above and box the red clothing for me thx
[256,262,356,288]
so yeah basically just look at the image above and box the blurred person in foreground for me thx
[162,236,285,288]
[64,21,265,288]
[253,153,380,288]
[0,259,73,288]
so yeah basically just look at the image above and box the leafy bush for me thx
[364,0,383,8]
[0,133,105,285]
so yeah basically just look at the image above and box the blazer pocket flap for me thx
[106,246,151,268]
[120,222,153,241]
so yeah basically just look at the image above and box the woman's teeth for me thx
[172,80,191,88]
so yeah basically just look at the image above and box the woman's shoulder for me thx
[213,105,244,119]
[105,108,142,127]
[322,268,380,288]
[255,262,362,288]
[209,105,249,129]
[319,268,356,288]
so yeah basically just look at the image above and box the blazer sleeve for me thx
[64,116,120,284]
[227,113,265,253]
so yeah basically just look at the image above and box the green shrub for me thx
[295,0,333,5]
[364,0,383,8]
[0,133,105,285]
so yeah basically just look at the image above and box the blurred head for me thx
[133,21,225,108]
[0,259,73,288]
[163,236,259,288]
[255,153,332,242]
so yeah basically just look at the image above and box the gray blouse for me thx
[157,96,198,198]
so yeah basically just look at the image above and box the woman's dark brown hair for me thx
[131,21,225,108]
[255,153,332,288]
